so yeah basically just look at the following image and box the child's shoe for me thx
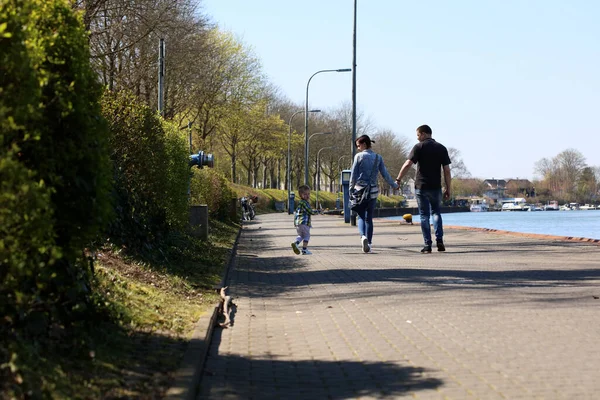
[291,242,301,255]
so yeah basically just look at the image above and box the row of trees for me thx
[534,149,600,203]
[451,149,600,204]
[83,0,600,204]
[77,0,475,194]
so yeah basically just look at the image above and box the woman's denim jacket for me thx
[349,149,399,198]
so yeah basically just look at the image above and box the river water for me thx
[387,210,600,240]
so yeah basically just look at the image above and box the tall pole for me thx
[304,68,351,185]
[188,121,192,154]
[288,111,301,212]
[158,38,165,116]
[350,1,358,226]
[307,132,333,190]
[288,110,321,214]
[351,0,357,159]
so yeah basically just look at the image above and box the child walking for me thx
[291,185,317,255]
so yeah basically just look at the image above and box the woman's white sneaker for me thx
[361,236,369,253]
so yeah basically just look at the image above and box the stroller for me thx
[240,195,257,221]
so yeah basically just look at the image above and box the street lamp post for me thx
[307,132,332,189]
[316,146,334,210]
[304,68,351,185]
[288,109,321,214]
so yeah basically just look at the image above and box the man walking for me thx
[396,125,452,253]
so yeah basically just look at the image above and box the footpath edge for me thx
[164,224,243,400]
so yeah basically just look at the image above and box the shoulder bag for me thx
[349,154,379,212]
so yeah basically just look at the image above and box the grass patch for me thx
[230,186,405,213]
[2,219,239,399]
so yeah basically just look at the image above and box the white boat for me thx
[470,199,489,212]
[501,197,528,211]
[560,202,580,211]
[528,204,544,211]
[470,204,489,212]
[544,200,559,211]
[579,204,597,210]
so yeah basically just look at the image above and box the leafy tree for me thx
[218,103,254,184]
[453,178,488,197]
[576,167,598,203]
[2,0,112,393]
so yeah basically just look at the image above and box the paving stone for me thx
[197,214,600,399]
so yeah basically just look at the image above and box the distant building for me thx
[483,179,506,200]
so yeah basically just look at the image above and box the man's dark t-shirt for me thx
[408,138,451,190]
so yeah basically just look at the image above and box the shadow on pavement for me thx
[200,347,443,399]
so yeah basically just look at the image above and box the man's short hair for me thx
[417,125,432,135]
[298,185,311,195]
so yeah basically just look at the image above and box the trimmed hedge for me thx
[1,0,112,394]
[101,90,190,255]
[190,168,238,221]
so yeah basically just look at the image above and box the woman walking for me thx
[349,135,399,253]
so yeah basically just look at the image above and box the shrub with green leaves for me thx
[190,168,237,221]
[102,90,190,253]
[1,0,112,394]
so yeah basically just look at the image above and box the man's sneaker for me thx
[291,242,301,255]
[436,240,446,252]
[420,245,432,253]
[301,249,312,255]
[361,236,369,253]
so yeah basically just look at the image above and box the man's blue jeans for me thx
[356,197,377,244]
[415,189,444,246]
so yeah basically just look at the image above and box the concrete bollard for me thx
[189,205,209,240]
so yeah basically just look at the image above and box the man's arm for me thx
[395,159,414,182]
[442,164,452,200]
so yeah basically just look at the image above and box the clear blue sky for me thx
[200,0,600,180]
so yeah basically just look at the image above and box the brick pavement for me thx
[197,213,600,399]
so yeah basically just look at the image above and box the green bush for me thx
[102,90,190,253]
[190,168,237,221]
[162,122,192,229]
[1,0,113,394]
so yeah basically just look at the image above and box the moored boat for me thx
[501,197,528,211]
[470,204,489,212]
[544,200,559,211]
[469,198,489,212]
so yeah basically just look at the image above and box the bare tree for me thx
[447,148,471,179]
[535,149,587,200]
[372,129,410,196]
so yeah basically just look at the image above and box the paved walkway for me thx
[198,213,600,399]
